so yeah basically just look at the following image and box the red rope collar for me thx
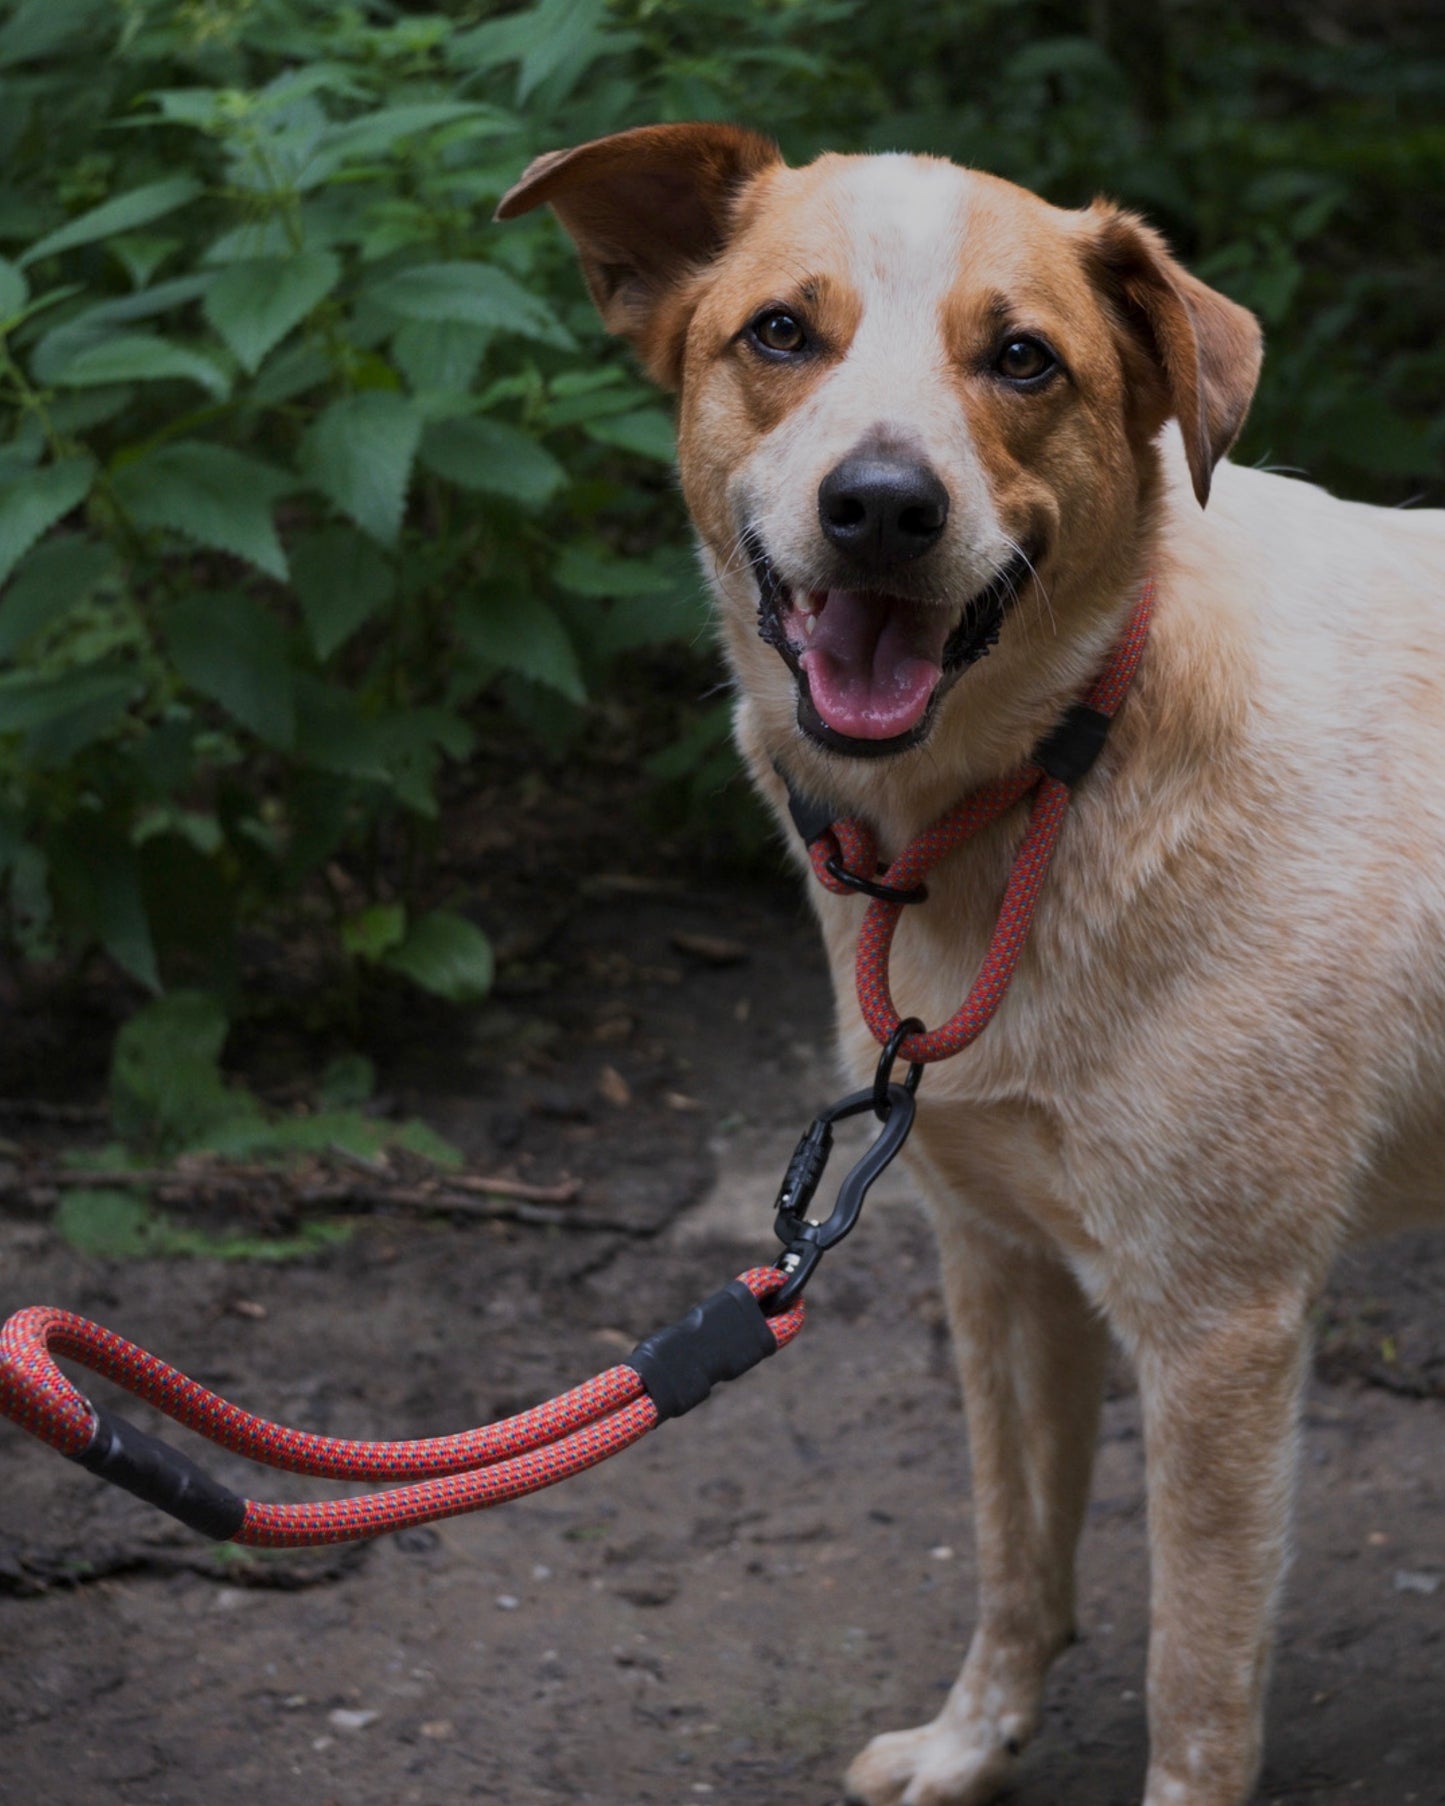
[802,581,1156,1067]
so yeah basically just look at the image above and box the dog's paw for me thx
[842,1715,1024,1806]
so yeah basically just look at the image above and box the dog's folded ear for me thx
[495,124,781,387]
[1087,206,1263,508]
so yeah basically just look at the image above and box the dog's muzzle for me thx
[746,532,1032,759]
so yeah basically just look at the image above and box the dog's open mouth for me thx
[748,538,1032,757]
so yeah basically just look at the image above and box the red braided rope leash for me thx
[0,1269,804,1548]
[808,582,1155,1066]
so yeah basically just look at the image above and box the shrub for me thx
[0,0,1438,1042]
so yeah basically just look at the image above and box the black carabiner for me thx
[770,1078,919,1309]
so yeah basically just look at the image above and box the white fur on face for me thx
[733,156,1013,601]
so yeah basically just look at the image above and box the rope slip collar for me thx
[0,583,1153,1550]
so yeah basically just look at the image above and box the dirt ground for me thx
[1,765,1442,1806]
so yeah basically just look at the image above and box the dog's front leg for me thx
[845,1224,1109,1806]
[1134,1290,1313,1806]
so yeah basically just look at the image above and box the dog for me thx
[498,125,1445,1806]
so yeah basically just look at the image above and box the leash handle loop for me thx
[0,1271,805,1549]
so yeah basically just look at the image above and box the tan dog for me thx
[499,125,1445,1806]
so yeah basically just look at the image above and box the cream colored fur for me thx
[498,128,1445,1806]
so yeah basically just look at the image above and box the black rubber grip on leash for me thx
[625,1280,780,1421]
[73,1405,247,1541]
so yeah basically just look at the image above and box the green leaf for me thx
[21,176,203,268]
[309,102,508,179]
[110,234,180,290]
[250,340,330,409]
[132,806,224,857]
[0,457,96,588]
[301,391,422,548]
[292,677,391,781]
[545,381,646,429]
[0,534,115,658]
[0,666,137,735]
[459,592,584,702]
[112,442,293,580]
[0,256,26,321]
[203,249,342,375]
[554,544,682,598]
[49,821,159,990]
[30,273,215,383]
[290,525,395,659]
[7,839,53,961]
[166,593,296,749]
[0,0,109,71]
[25,681,138,766]
[110,989,259,1152]
[584,562,709,656]
[382,909,493,1004]
[646,702,734,781]
[319,1052,376,1109]
[365,262,573,348]
[417,417,565,507]
[450,0,625,104]
[52,1169,355,1259]
[213,1106,459,1173]
[516,0,621,103]
[369,707,474,816]
[387,1119,465,1170]
[393,320,490,401]
[584,406,676,463]
[54,334,229,399]
[342,902,407,960]
[56,1190,155,1259]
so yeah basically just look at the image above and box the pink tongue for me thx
[801,590,949,740]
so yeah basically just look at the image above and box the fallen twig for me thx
[0,1157,653,1237]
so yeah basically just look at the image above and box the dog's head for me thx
[498,126,1260,778]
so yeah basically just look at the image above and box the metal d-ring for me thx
[822,854,928,907]
[873,1017,925,1118]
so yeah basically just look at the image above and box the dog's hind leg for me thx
[845,1220,1108,1806]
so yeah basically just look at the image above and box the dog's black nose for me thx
[817,456,949,569]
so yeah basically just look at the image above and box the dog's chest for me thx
[813,853,1107,1256]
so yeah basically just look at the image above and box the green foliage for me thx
[52,984,462,1262]
[0,0,1438,1068]
[55,1187,352,1261]
[0,0,714,1017]
[105,986,463,1161]
[111,988,252,1150]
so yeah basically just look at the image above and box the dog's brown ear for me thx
[1086,206,1262,507]
[495,123,781,387]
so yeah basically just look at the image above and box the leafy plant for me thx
[0,0,1438,1073]
[51,986,464,1260]
[0,0,703,1014]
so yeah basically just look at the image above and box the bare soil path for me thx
[1,776,1441,1805]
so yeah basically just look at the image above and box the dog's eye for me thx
[995,337,1057,384]
[749,310,808,356]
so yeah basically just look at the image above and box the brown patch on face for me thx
[688,269,860,432]
[675,161,869,545]
[934,180,1154,585]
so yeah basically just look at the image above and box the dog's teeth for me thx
[804,615,816,637]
